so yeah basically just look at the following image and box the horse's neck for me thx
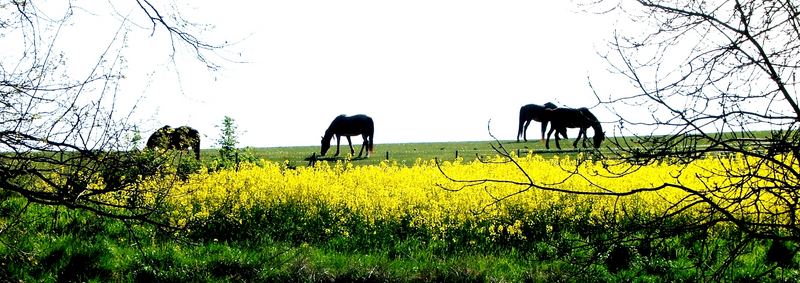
[591,121,602,134]
[323,130,335,141]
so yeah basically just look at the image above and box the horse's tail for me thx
[193,142,201,160]
[368,120,375,154]
[368,133,374,154]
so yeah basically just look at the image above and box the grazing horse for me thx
[517,102,566,142]
[146,125,201,160]
[544,107,605,150]
[321,114,374,158]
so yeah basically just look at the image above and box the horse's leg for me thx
[334,135,342,156]
[555,131,562,150]
[357,134,367,158]
[545,127,554,149]
[573,129,584,148]
[559,127,568,139]
[346,136,355,156]
[583,128,590,147]
[523,120,531,142]
[581,127,589,147]
[548,127,562,150]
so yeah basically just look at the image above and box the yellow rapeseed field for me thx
[158,153,800,237]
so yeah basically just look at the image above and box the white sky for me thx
[85,1,622,148]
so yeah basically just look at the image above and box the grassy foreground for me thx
[2,138,798,282]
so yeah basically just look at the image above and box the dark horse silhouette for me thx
[544,107,604,150]
[321,114,374,158]
[146,125,201,160]
[517,102,566,142]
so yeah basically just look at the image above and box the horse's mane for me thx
[324,116,345,137]
[579,108,603,134]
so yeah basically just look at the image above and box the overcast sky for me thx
[99,1,622,148]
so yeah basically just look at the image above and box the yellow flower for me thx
[97,153,799,239]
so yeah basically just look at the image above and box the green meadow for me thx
[212,139,561,167]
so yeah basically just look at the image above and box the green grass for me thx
[199,130,780,167]
[1,200,794,282]
[201,139,605,167]
[5,211,788,282]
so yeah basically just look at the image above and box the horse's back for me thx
[147,125,199,147]
[176,126,200,138]
[174,126,200,147]
[521,102,557,111]
[350,114,371,119]
[353,115,374,135]
[359,114,374,127]
[552,107,592,118]
[547,107,589,127]
[333,114,373,131]
[520,104,543,113]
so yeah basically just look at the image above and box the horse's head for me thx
[593,131,606,149]
[320,135,331,156]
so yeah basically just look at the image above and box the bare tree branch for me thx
[445,0,800,278]
[1,1,225,233]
